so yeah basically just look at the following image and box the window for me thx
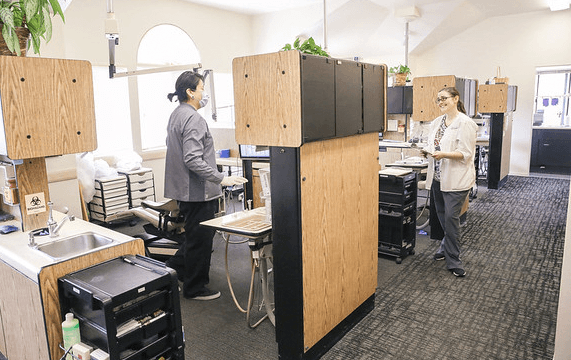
[534,66,571,127]
[137,25,201,150]
[206,72,235,129]
[91,66,133,155]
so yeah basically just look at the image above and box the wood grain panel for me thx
[252,169,263,209]
[478,84,508,113]
[38,239,145,360]
[16,157,50,231]
[413,75,456,121]
[300,133,378,350]
[0,259,49,360]
[0,306,4,356]
[501,112,513,180]
[233,50,302,147]
[0,56,97,159]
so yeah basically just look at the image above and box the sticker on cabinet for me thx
[25,192,46,215]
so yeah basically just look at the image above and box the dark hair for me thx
[439,87,466,114]
[167,71,204,102]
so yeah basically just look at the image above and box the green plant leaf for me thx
[41,4,51,42]
[23,0,40,24]
[48,0,64,22]
[281,36,330,57]
[2,22,20,55]
[0,7,16,28]
[30,31,40,54]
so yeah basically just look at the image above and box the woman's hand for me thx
[432,150,446,160]
[221,176,248,187]
[432,151,463,160]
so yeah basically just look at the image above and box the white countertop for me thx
[533,126,571,130]
[0,211,136,282]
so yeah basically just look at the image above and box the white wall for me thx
[34,0,254,214]
[411,9,571,176]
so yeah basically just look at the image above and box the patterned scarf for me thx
[434,115,447,182]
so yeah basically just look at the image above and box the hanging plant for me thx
[281,37,330,57]
[0,0,65,56]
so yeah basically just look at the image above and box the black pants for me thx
[166,200,217,297]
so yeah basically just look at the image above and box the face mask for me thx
[199,93,209,108]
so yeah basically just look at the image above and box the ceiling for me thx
[184,0,554,60]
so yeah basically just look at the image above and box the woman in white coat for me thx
[422,87,477,277]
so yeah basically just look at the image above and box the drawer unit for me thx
[378,170,417,264]
[119,168,156,208]
[58,255,184,360]
[89,176,130,222]
[378,208,416,249]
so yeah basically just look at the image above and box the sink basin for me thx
[37,232,115,259]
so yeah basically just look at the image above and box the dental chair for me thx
[128,199,185,261]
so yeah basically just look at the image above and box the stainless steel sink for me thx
[37,232,115,259]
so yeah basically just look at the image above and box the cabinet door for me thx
[363,64,386,131]
[537,130,571,167]
[335,60,363,137]
[301,55,335,143]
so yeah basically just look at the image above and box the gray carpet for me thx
[322,176,569,360]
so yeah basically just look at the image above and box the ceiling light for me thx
[548,0,570,11]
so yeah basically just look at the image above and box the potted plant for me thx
[0,0,65,56]
[389,64,411,86]
[281,37,330,57]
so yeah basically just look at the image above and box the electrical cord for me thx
[58,343,79,360]
[220,231,274,328]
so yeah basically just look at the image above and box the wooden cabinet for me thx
[478,84,518,189]
[233,50,387,147]
[412,75,478,121]
[0,56,97,231]
[233,51,381,359]
[478,84,517,113]
[0,56,97,159]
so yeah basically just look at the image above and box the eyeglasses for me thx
[436,96,455,104]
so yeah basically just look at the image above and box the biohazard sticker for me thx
[25,193,47,215]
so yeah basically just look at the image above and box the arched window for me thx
[137,24,201,150]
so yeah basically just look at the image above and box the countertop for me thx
[0,211,136,282]
[533,126,571,130]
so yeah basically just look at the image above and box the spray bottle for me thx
[62,313,81,359]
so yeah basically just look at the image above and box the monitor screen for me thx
[239,144,270,160]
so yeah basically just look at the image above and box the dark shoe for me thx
[186,288,221,301]
[449,268,466,277]
[433,253,445,261]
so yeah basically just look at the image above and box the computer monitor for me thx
[239,144,270,160]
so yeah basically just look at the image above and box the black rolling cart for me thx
[58,255,184,360]
[378,169,417,264]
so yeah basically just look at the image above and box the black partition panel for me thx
[363,64,386,131]
[335,60,363,137]
[301,55,335,142]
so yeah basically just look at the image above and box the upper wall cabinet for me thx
[0,57,97,159]
[478,84,518,113]
[232,50,387,147]
[387,86,413,114]
[412,75,478,121]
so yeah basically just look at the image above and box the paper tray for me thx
[200,207,271,237]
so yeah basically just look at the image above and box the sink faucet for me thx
[28,232,38,249]
[47,201,75,237]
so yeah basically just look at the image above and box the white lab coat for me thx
[424,112,478,192]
